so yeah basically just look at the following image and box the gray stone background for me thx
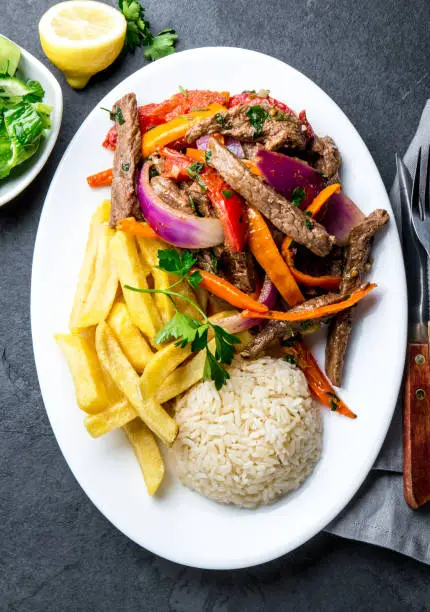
[1,0,429,610]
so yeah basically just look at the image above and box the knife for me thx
[396,155,430,509]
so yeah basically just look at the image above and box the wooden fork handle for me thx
[403,342,430,509]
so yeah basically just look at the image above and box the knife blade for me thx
[396,154,429,343]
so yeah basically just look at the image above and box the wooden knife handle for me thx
[403,342,430,509]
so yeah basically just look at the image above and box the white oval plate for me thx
[31,47,407,570]
[0,38,63,206]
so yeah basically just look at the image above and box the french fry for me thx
[95,322,178,445]
[156,330,252,404]
[84,397,136,437]
[140,342,193,399]
[107,302,154,373]
[111,231,162,345]
[136,237,202,321]
[123,418,165,495]
[55,333,108,414]
[69,200,118,332]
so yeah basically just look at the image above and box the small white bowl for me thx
[0,38,63,207]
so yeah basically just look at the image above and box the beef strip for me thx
[182,183,256,293]
[151,176,193,213]
[207,137,334,257]
[325,209,389,386]
[293,245,344,277]
[241,320,292,358]
[110,93,142,226]
[185,104,307,151]
[309,136,342,184]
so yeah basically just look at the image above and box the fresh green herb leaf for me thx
[330,399,338,411]
[291,186,306,207]
[214,113,225,126]
[157,249,196,276]
[246,104,268,137]
[188,195,202,216]
[284,354,297,365]
[191,324,209,351]
[188,270,203,288]
[304,210,312,216]
[212,325,240,365]
[154,311,201,347]
[178,85,188,97]
[118,1,177,59]
[111,105,125,125]
[203,348,230,390]
[121,162,130,172]
[144,29,178,61]
[222,189,233,199]
[205,150,212,164]
[300,321,313,330]
[305,217,314,229]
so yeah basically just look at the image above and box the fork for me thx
[410,145,430,256]
[403,144,430,509]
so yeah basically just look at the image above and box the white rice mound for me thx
[172,356,322,508]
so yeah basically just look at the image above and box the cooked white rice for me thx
[171,356,322,508]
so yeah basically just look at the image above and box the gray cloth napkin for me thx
[324,101,430,565]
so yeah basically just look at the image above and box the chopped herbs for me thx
[187,162,207,192]
[330,398,338,411]
[178,85,188,97]
[214,113,226,126]
[300,321,313,330]
[121,162,130,172]
[205,150,212,164]
[188,195,202,217]
[110,105,125,125]
[291,186,306,207]
[124,248,240,390]
[149,165,160,179]
[246,104,269,137]
[305,217,314,230]
[222,189,233,199]
[284,354,297,365]
[118,1,178,60]
[210,252,219,274]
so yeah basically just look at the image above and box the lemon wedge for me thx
[39,0,126,88]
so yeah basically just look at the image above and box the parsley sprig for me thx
[124,249,240,390]
[118,0,178,60]
[246,104,269,137]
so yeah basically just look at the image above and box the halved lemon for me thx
[39,1,126,88]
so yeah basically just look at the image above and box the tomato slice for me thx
[228,92,296,116]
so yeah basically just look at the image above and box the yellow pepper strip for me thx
[142,103,226,157]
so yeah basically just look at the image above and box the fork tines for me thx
[412,145,430,220]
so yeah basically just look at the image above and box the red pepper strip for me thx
[102,125,117,151]
[282,183,341,253]
[116,218,158,238]
[196,269,268,313]
[199,168,248,252]
[158,148,248,252]
[298,110,315,139]
[247,207,304,306]
[283,342,356,419]
[241,283,376,321]
[284,249,342,290]
[86,168,113,187]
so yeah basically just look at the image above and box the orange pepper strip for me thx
[283,342,356,419]
[282,183,341,253]
[116,218,158,239]
[196,268,268,313]
[247,207,304,306]
[185,148,261,175]
[283,249,342,290]
[241,283,376,321]
[86,168,113,187]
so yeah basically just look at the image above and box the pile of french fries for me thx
[55,201,251,496]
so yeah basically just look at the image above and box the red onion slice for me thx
[137,163,224,249]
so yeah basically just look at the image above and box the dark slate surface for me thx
[1,0,429,610]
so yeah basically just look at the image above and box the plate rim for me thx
[30,46,408,569]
